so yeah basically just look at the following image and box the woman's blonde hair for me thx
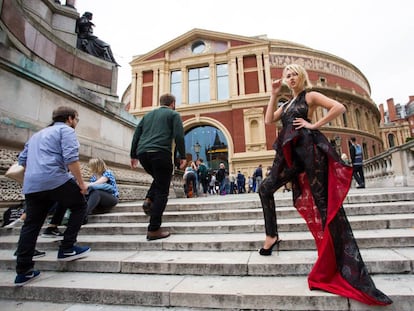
[282,64,312,90]
[88,158,107,175]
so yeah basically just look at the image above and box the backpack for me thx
[354,144,363,165]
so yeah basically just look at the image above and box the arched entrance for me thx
[185,125,228,170]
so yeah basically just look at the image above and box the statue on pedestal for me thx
[75,12,119,66]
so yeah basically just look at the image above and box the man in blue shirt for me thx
[14,106,91,286]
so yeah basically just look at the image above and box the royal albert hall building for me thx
[124,29,382,177]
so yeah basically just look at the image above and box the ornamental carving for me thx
[269,54,369,94]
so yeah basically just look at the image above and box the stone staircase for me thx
[0,188,414,310]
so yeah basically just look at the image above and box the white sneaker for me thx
[4,218,24,228]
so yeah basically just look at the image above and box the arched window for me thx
[365,112,371,132]
[342,105,348,127]
[250,119,259,142]
[388,133,395,148]
[355,109,361,130]
[184,126,228,169]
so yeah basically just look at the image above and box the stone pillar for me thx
[237,57,245,95]
[181,67,188,106]
[229,57,238,97]
[210,63,216,101]
[256,54,265,93]
[65,0,76,8]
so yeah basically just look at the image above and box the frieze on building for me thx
[269,54,370,95]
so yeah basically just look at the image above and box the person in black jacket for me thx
[216,162,227,195]
[130,93,187,240]
[349,137,365,188]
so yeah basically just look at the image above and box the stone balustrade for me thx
[364,140,414,187]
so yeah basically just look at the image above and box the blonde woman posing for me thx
[259,64,391,306]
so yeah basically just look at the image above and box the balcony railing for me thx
[364,140,414,187]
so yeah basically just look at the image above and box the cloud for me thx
[76,0,413,105]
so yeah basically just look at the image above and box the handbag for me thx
[5,163,25,184]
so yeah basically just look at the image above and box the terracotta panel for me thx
[55,46,75,74]
[1,0,26,45]
[230,40,252,47]
[142,71,154,83]
[244,71,259,94]
[73,57,112,88]
[243,55,257,68]
[145,50,165,61]
[231,108,245,153]
[142,86,153,107]
[34,32,56,65]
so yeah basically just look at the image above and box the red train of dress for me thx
[285,137,392,306]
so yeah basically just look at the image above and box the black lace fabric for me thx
[259,91,392,305]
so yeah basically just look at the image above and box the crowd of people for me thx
[182,161,262,197]
[6,71,390,306]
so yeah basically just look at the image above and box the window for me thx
[188,67,210,104]
[171,71,182,106]
[342,111,348,127]
[388,133,395,148]
[216,64,229,100]
[323,108,331,126]
[191,40,205,54]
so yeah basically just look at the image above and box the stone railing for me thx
[1,148,186,207]
[364,140,414,187]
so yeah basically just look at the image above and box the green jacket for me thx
[130,106,186,159]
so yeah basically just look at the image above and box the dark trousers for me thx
[86,190,119,215]
[259,134,328,237]
[352,165,365,187]
[15,179,87,274]
[184,173,197,197]
[49,202,66,226]
[200,177,208,194]
[138,151,173,232]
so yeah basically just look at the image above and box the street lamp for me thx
[194,141,201,160]
[335,136,342,154]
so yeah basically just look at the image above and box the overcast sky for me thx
[76,0,413,106]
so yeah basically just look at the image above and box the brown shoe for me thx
[142,198,152,216]
[146,228,170,241]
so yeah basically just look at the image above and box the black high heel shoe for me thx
[259,238,282,256]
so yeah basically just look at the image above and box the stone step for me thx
[2,188,413,310]
[0,271,410,310]
[1,228,413,251]
[2,212,413,237]
[75,212,414,235]
[0,248,412,276]
[114,189,414,212]
[0,300,214,311]
[87,200,414,223]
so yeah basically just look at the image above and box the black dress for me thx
[258,90,392,305]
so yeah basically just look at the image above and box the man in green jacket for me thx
[130,93,187,240]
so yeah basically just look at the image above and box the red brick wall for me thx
[141,71,154,108]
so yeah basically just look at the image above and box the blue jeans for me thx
[86,190,119,215]
[15,179,87,274]
[138,151,173,231]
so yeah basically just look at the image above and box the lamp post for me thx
[335,136,342,155]
[194,141,201,160]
